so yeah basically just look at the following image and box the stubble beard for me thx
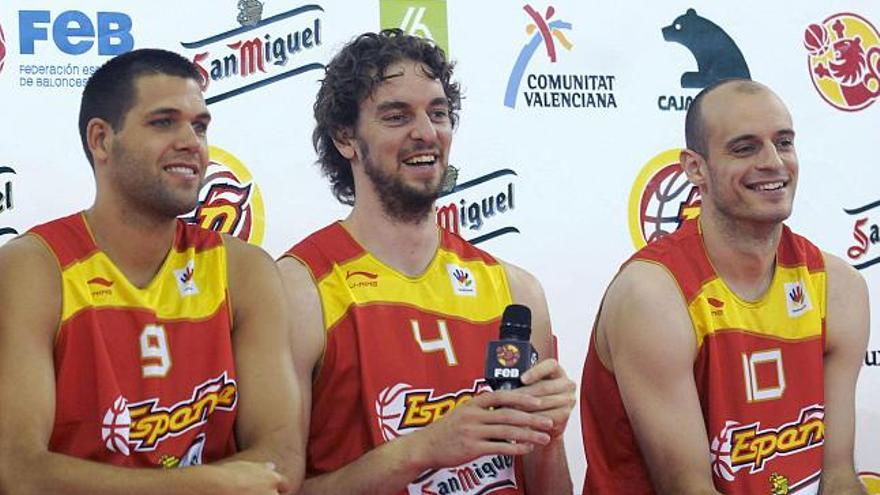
[360,141,443,225]
[110,143,201,221]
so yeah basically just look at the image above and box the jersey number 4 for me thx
[140,324,172,378]
[410,319,459,366]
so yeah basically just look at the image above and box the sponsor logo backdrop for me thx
[1,1,878,491]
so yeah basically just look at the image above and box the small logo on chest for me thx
[784,281,812,317]
[446,264,476,296]
[173,260,199,297]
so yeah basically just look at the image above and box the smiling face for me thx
[100,73,211,219]
[684,83,798,227]
[337,59,453,222]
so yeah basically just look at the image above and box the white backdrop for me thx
[1,1,879,491]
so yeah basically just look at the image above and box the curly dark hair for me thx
[313,29,461,205]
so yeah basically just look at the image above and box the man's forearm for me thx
[522,436,572,495]
[5,451,228,495]
[299,433,426,495]
[820,468,868,495]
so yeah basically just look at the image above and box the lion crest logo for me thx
[805,13,880,111]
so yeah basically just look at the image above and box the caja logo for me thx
[181,3,325,105]
[380,0,449,56]
[504,4,617,110]
[805,13,880,111]
[182,146,266,246]
[843,198,880,270]
[627,149,701,249]
[658,8,750,111]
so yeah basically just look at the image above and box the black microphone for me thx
[485,304,538,391]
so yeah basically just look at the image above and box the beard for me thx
[110,142,201,220]
[359,140,444,224]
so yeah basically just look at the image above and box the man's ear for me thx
[332,127,356,160]
[680,148,707,188]
[87,118,114,167]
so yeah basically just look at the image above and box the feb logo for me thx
[182,146,266,245]
[805,13,880,111]
[628,149,701,249]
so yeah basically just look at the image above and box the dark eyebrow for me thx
[725,128,795,148]
[146,107,212,122]
[375,101,410,113]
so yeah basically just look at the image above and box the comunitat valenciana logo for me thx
[804,12,880,111]
[182,146,266,245]
[628,149,701,249]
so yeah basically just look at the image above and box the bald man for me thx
[580,79,868,495]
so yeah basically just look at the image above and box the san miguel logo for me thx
[182,146,266,246]
[180,2,325,105]
[658,8,750,111]
[805,13,880,111]
[844,198,880,270]
[504,4,617,110]
[628,150,701,249]
[435,169,520,245]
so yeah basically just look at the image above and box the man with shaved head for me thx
[580,79,868,494]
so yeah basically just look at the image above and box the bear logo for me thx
[662,8,751,88]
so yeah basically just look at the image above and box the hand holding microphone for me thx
[485,304,538,391]
[485,304,576,440]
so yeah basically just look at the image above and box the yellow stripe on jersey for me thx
[60,245,228,323]
[689,264,825,347]
[317,248,512,331]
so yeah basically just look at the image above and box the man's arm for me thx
[277,257,555,495]
[502,261,575,495]
[0,236,286,495]
[224,237,308,493]
[819,253,869,495]
[600,261,721,495]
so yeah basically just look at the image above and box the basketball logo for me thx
[709,420,740,482]
[375,383,413,442]
[101,395,132,456]
[628,149,701,249]
[496,344,521,366]
[804,13,880,111]
[183,146,266,245]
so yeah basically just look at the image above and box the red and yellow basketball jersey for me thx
[582,219,826,494]
[29,212,237,468]
[285,222,525,495]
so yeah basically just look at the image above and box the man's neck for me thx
[85,201,178,288]
[344,200,440,277]
[699,209,783,301]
